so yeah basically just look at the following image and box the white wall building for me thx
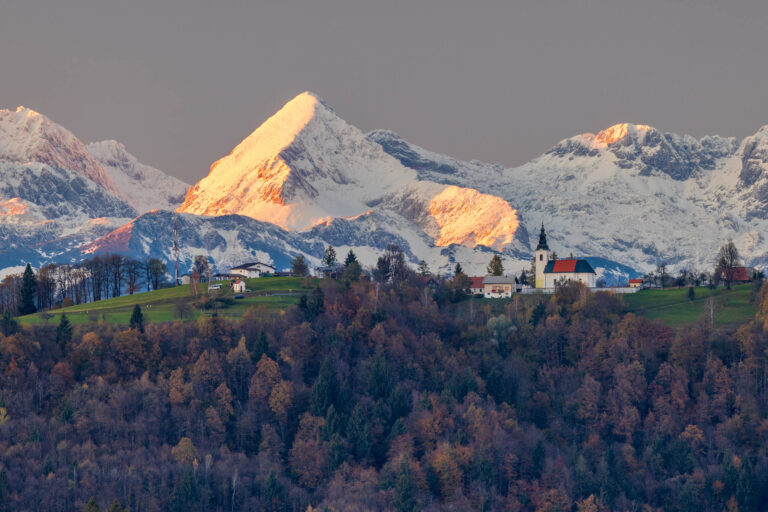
[230,262,275,278]
[534,224,597,288]
[483,276,518,298]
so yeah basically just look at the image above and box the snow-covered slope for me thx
[0,106,190,271]
[176,92,524,274]
[0,106,118,193]
[370,122,768,275]
[179,92,418,230]
[88,140,189,213]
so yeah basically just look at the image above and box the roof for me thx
[231,262,275,270]
[483,276,518,285]
[728,267,754,282]
[543,259,595,274]
[629,278,643,284]
[469,277,484,289]
[535,223,549,251]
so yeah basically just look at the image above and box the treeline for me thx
[3,271,768,510]
[0,256,169,315]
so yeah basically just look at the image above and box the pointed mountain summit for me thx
[0,106,118,193]
[178,92,415,230]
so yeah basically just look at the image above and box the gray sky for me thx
[2,0,767,183]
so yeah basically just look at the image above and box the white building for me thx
[483,276,518,298]
[233,280,247,293]
[534,224,597,288]
[230,262,276,278]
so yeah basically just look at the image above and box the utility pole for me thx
[173,214,180,286]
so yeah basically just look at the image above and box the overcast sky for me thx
[2,0,767,183]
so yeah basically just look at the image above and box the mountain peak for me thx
[0,106,118,193]
[178,91,415,229]
[594,123,655,145]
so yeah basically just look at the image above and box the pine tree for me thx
[19,263,37,315]
[344,250,358,267]
[105,499,127,512]
[1,309,18,337]
[417,260,431,276]
[323,245,337,267]
[83,497,100,512]
[519,270,528,285]
[290,255,308,277]
[56,314,72,352]
[454,263,464,276]
[487,255,504,276]
[130,304,144,333]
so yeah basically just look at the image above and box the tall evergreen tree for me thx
[454,263,464,276]
[487,255,504,276]
[130,304,144,333]
[290,255,308,277]
[56,314,72,352]
[322,245,337,267]
[83,497,100,512]
[417,260,431,276]
[1,309,18,337]
[344,250,358,267]
[19,263,37,315]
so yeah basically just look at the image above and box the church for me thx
[534,224,597,289]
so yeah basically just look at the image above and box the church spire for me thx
[536,222,549,251]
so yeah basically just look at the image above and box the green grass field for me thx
[623,284,756,329]
[19,276,313,326]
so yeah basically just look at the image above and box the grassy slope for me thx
[623,284,756,329]
[19,277,313,326]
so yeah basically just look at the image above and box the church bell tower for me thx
[534,223,550,288]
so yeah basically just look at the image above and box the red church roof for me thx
[469,277,484,289]
[552,259,578,273]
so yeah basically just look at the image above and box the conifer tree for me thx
[19,263,37,315]
[130,304,144,333]
[454,263,464,276]
[417,260,431,276]
[105,499,127,512]
[322,245,337,267]
[56,314,72,352]
[290,255,308,277]
[344,250,358,267]
[83,497,100,512]
[487,255,504,276]
[1,309,18,336]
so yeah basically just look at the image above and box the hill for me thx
[18,276,311,325]
[623,284,756,328]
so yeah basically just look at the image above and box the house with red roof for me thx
[721,266,756,284]
[629,278,643,288]
[469,277,484,295]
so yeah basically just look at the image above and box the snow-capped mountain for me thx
[5,92,768,284]
[88,140,189,213]
[175,92,525,274]
[0,107,118,193]
[370,122,768,275]
[0,106,189,274]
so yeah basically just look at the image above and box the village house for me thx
[534,224,597,289]
[629,278,643,288]
[230,262,275,278]
[233,279,247,293]
[469,277,484,295]
[721,266,756,284]
[483,275,518,298]
[316,264,345,280]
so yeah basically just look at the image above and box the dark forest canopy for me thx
[2,276,768,511]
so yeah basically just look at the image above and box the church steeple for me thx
[536,222,549,251]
